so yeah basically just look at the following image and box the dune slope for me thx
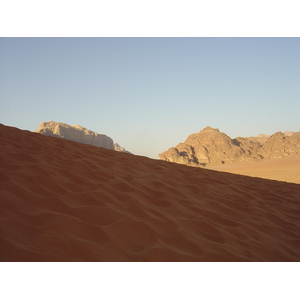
[1,124,300,261]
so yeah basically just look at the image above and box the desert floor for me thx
[207,157,300,184]
[1,124,300,261]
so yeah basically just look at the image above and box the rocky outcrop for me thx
[259,131,300,159]
[35,121,130,153]
[158,126,300,167]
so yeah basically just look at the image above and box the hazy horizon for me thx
[1,37,299,158]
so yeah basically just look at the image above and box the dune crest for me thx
[1,124,300,261]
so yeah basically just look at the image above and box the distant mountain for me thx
[158,126,300,167]
[284,131,295,136]
[35,121,131,153]
[247,134,270,144]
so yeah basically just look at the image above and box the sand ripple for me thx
[1,124,300,261]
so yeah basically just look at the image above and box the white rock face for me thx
[35,121,117,150]
[113,143,131,153]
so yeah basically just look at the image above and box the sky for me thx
[1,37,299,158]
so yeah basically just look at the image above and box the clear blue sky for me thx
[1,37,299,158]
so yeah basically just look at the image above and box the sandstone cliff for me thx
[158,126,300,167]
[35,121,130,153]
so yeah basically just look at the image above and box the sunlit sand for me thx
[207,157,300,184]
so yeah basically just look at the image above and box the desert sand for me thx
[1,124,300,261]
[208,157,300,184]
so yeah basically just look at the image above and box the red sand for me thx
[1,124,300,261]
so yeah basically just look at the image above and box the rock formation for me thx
[158,126,300,167]
[259,131,300,159]
[35,121,130,153]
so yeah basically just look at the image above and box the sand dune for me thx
[1,124,300,261]
[208,157,300,184]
